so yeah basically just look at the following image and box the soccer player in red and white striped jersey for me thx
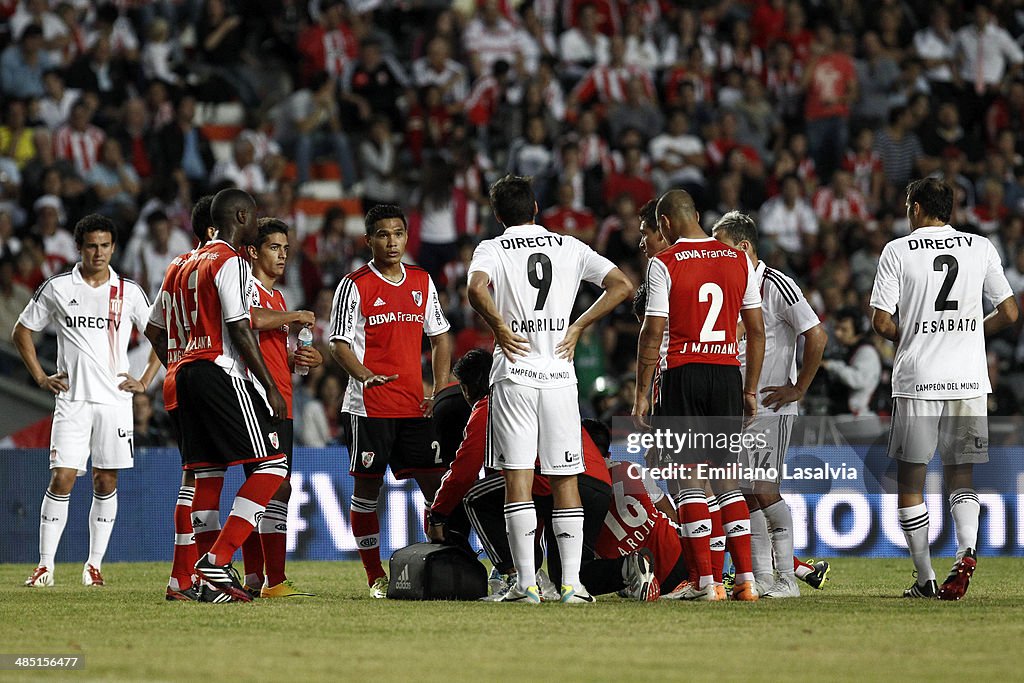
[329,204,452,598]
[239,218,322,598]
[145,195,215,601]
[634,190,766,601]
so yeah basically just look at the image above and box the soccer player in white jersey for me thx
[13,214,161,588]
[712,211,828,598]
[467,175,632,603]
[870,178,1018,600]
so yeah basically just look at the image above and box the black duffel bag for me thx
[386,537,488,601]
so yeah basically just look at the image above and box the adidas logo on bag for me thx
[395,565,411,590]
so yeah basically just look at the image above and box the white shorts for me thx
[50,398,135,475]
[742,413,795,486]
[485,380,583,476]
[887,396,989,466]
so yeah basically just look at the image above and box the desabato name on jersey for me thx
[64,315,124,330]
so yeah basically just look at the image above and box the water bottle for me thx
[296,326,313,376]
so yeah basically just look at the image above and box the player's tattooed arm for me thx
[12,322,68,394]
[556,267,633,361]
[144,322,169,367]
[467,271,529,361]
[983,296,1019,337]
[329,340,397,387]
[250,307,315,331]
[870,308,899,343]
[227,319,287,420]
[633,314,666,429]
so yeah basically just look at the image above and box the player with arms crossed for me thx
[870,178,1018,600]
[633,190,766,602]
[144,195,216,601]
[15,214,160,588]
[175,189,290,603]
[711,211,829,598]
[468,175,632,604]
[329,204,452,598]
[240,217,322,597]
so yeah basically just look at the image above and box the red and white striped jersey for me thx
[147,249,193,411]
[645,237,760,368]
[571,64,654,105]
[462,16,521,74]
[251,282,293,419]
[841,150,883,198]
[53,124,105,175]
[175,240,255,380]
[18,264,150,405]
[329,262,449,417]
[812,187,871,222]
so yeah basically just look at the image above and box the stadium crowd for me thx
[3,0,1024,447]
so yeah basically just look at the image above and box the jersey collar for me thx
[207,238,244,256]
[71,263,116,288]
[673,236,715,243]
[912,224,954,233]
[754,259,767,286]
[368,260,407,286]
[255,279,277,296]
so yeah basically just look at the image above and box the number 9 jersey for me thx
[468,224,615,388]
[870,224,1014,400]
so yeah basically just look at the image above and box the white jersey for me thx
[468,223,615,389]
[870,224,1013,400]
[739,261,821,415]
[18,264,151,405]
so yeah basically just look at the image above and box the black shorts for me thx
[167,408,184,466]
[342,413,442,479]
[176,360,284,470]
[656,363,742,465]
[244,419,294,477]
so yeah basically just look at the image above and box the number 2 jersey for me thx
[870,224,1013,400]
[467,224,615,388]
[329,262,450,418]
[645,236,761,369]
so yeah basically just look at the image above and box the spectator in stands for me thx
[301,372,343,447]
[913,5,957,102]
[873,105,924,206]
[414,154,458,282]
[412,36,468,107]
[37,69,79,130]
[853,31,899,132]
[341,37,410,131]
[621,8,658,74]
[550,140,601,212]
[0,24,53,99]
[507,116,554,180]
[602,146,653,211]
[65,35,128,112]
[649,108,705,196]
[153,93,213,189]
[954,3,1024,127]
[53,99,104,176]
[31,194,75,270]
[141,17,181,86]
[812,169,871,228]
[131,209,191,301]
[802,22,857,180]
[463,0,523,79]
[196,0,260,106]
[0,99,36,169]
[359,116,399,211]
[595,192,637,256]
[211,137,268,195]
[759,173,819,267]
[88,138,141,222]
[541,181,596,243]
[0,254,32,344]
[732,74,782,165]
[842,127,884,212]
[607,76,663,143]
[919,102,980,173]
[560,2,610,82]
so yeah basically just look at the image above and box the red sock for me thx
[675,488,713,586]
[209,462,286,565]
[192,470,225,561]
[351,494,384,584]
[260,499,289,586]
[794,557,814,578]
[718,489,754,583]
[170,484,198,590]
[240,531,264,585]
[707,494,725,584]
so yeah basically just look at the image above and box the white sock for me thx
[504,502,537,588]
[898,503,935,583]
[748,508,774,579]
[39,489,70,569]
[551,507,585,590]
[88,490,118,569]
[948,488,980,558]
[763,500,795,578]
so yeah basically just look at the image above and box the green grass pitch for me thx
[1,559,1022,682]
